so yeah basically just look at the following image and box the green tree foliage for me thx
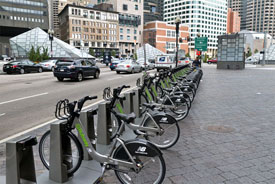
[28,46,36,62]
[254,49,259,54]
[185,53,190,58]
[203,54,208,63]
[28,46,49,62]
[89,48,95,56]
[41,47,49,61]
[111,50,116,57]
[246,47,252,58]
[134,53,137,60]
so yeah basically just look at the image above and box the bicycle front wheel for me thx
[144,114,180,149]
[38,130,83,176]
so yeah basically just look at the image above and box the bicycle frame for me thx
[72,117,139,170]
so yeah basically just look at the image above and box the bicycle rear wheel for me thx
[38,130,83,176]
[144,114,180,149]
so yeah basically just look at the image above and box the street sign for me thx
[195,37,208,51]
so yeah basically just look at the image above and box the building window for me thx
[120,35,123,40]
[123,4,128,11]
[135,5,138,10]
[120,28,123,33]
[134,36,137,40]
[134,29,137,34]
[151,6,156,13]
[127,29,130,34]
[127,35,130,40]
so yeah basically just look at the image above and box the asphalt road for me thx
[0,66,146,141]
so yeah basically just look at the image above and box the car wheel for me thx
[116,71,120,74]
[51,67,54,72]
[7,72,12,74]
[20,68,25,74]
[139,68,142,72]
[76,73,83,82]
[94,71,100,79]
[131,69,134,74]
[38,67,43,73]
[57,77,64,81]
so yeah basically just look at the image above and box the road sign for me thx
[195,37,208,51]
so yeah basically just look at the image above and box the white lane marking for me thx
[0,87,135,144]
[0,92,49,105]
[107,77,122,81]
[0,113,5,117]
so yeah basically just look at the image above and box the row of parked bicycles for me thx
[38,65,203,184]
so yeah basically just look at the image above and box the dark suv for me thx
[53,59,100,82]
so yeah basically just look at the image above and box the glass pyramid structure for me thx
[10,27,94,59]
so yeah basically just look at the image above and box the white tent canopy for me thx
[10,27,94,59]
[137,44,165,61]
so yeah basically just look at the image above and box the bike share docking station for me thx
[1,136,37,184]
[2,88,141,184]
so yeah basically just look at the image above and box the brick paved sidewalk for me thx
[1,66,275,184]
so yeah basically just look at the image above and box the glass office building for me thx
[0,0,49,56]
[163,0,227,57]
[10,27,93,58]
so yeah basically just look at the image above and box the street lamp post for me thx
[48,29,54,58]
[175,16,181,67]
[103,42,108,66]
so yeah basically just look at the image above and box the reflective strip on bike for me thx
[116,102,124,114]
[160,80,166,89]
[151,85,158,98]
[145,87,153,102]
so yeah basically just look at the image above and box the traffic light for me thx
[186,36,191,42]
[179,38,183,43]
[196,51,201,56]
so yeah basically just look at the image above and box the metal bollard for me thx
[77,109,97,160]
[132,88,141,118]
[49,122,70,183]
[6,136,37,184]
[124,92,134,114]
[97,101,111,145]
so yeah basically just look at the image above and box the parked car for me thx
[116,60,142,74]
[3,59,43,74]
[1,55,11,61]
[109,59,122,71]
[178,57,193,65]
[53,59,100,82]
[137,58,155,70]
[40,59,57,71]
[207,59,217,64]
[245,56,260,64]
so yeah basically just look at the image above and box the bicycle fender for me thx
[113,138,162,160]
[152,113,177,125]
[164,96,186,105]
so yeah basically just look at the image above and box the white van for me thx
[155,54,176,71]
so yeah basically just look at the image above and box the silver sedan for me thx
[116,60,142,74]
[40,59,57,71]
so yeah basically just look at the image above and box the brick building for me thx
[143,21,189,54]
[227,8,240,34]
[59,4,119,57]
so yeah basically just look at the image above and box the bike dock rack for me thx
[5,136,37,184]
[1,87,144,184]
[37,121,102,184]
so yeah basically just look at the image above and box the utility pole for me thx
[262,32,267,66]
[144,44,147,71]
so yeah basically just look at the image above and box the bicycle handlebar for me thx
[77,96,97,112]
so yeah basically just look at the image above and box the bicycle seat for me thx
[170,82,178,86]
[142,103,156,110]
[116,112,136,123]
